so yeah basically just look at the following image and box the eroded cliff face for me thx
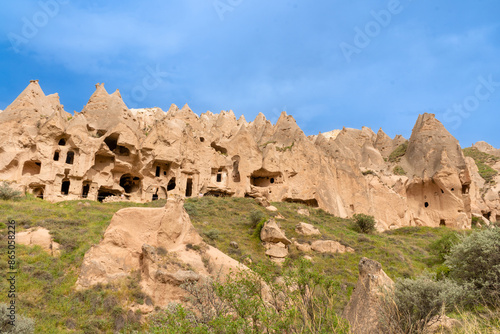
[1,81,499,230]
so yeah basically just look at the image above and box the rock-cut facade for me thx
[1,80,499,230]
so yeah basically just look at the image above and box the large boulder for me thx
[76,197,247,306]
[311,240,354,254]
[260,219,291,245]
[16,227,60,256]
[295,222,321,236]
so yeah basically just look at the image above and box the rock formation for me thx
[343,257,394,334]
[76,197,246,306]
[16,227,61,256]
[1,81,500,230]
[260,219,291,263]
[295,222,320,236]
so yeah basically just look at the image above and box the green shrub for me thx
[0,182,22,200]
[352,214,376,234]
[429,232,460,263]
[445,228,500,304]
[253,218,267,238]
[382,275,468,333]
[147,260,350,333]
[0,303,35,334]
[249,210,265,228]
[392,165,406,176]
[471,216,482,227]
[203,229,220,241]
[389,141,408,163]
[184,202,198,216]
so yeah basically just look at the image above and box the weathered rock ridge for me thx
[1,81,499,229]
[76,197,246,306]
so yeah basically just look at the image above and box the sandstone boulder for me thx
[294,240,312,252]
[295,222,320,236]
[311,240,354,254]
[264,243,288,258]
[297,208,310,216]
[16,227,60,256]
[260,219,291,245]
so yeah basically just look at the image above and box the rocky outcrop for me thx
[343,257,394,334]
[401,114,472,229]
[310,240,354,254]
[260,219,291,245]
[16,227,61,256]
[260,219,291,263]
[1,81,499,231]
[76,197,246,306]
[295,222,320,236]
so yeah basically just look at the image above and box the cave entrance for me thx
[66,151,75,164]
[440,219,446,226]
[204,190,231,197]
[104,134,119,151]
[119,174,141,194]
[153,161,171,178]
[185,178,193,197]
[53,151,60,161]
[462,184,470,194]
[283,198,319,208]
[58,138,66,146]
[82,182,91,198]
[167,178,176,191]
[32,187,44,199]
[250,168,283,187]
[61,179,70,195]
[483,212,491,221]
[232,155,240,182]
[97,187,122,202]
[22,160,41,175]
[211,142,227,155]
[116,146,130,156]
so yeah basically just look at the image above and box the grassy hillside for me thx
[463,147,499,183]
[0,195,481,333]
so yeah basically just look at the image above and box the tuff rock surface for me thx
[1,81,500,230]
[343,257,394,334]
[76,197,247,306]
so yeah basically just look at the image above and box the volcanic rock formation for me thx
[1,81,499,230]
[343,257,394,334]
[76,197,246,306]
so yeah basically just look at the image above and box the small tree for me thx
[445,228,500,305]
[352,214,376,234]
[0,182,22,200]
[380,276,467,333]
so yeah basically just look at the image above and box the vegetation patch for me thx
[388,141,408,163]
[0,195,498,332]
[393,165,406,175]
[463,147,499,183]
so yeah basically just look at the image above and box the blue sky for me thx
[1,0,499,147]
